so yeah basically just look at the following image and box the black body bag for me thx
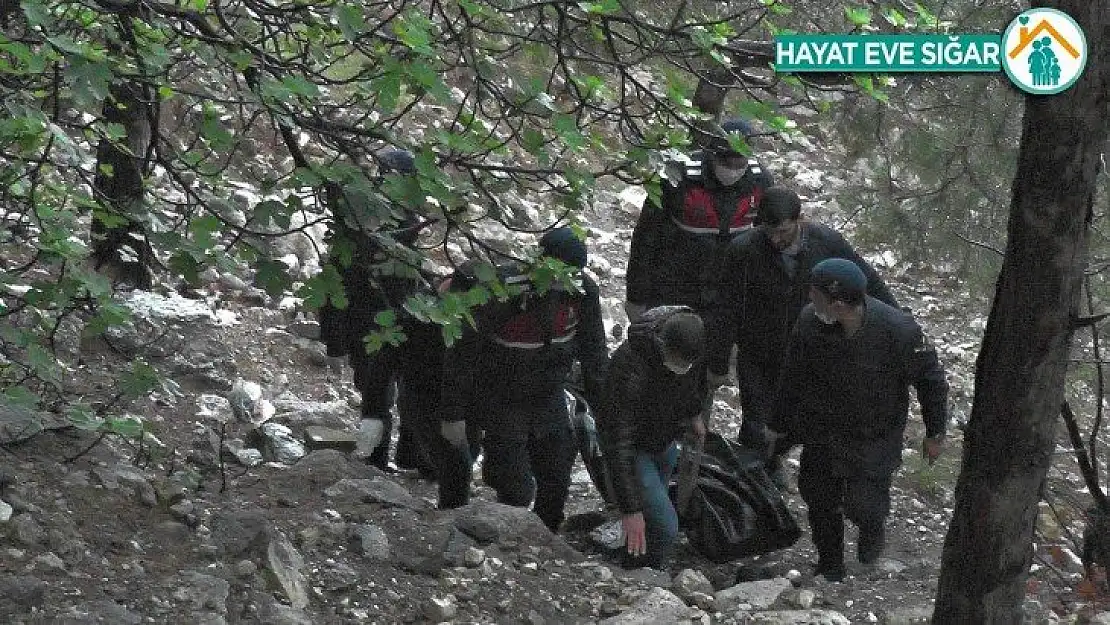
[672,432,801,563]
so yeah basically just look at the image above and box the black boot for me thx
[858,522,886,565]
[810,511,846,582]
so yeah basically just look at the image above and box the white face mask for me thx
[815,309,838,325]
[713,163,746,186]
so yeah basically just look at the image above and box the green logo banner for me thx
[775,35,1003,72]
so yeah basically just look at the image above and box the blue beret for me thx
[811,258,867,299]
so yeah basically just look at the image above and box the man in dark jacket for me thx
[318,148,440,475]
[437,228,609,531]
[770,258,948,581]
[595,306,709,569]
[711,187,899,482]
[625,119,774,323]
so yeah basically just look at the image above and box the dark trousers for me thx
[350,319,444,472]
[797,447,891,569]
[481,419,577,532]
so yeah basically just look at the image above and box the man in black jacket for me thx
[595,306,709,569]
[770,259,948,581]
[437,228,609,531]
[318,148,441,475]
[711,187,899,483]
[625,119,774,324]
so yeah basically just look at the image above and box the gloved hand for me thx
[707,370,731,389]
[440,420,469,449]
[624,301,647,323]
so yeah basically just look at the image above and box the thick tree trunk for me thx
[933,2,1110,622]
[90,80,154,289]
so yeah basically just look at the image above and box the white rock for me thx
[714,577,793,612]
[0,500,11,523]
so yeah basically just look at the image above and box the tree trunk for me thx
[933,2,1110,622]
[90,80,154,289]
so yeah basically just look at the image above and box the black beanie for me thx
[540,227,588,268]
[811,258,867,301]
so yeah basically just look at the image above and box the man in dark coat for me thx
[711,187,900,483]
[625,118,774,324]
[595,306,709,569]
[770,258,948,581]
[318,148,440,475]
[437,228,609,531]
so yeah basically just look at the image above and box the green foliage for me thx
[0,0,1026,447]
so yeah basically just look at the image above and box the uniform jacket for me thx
[626,152,773,310]
[771,297,949,477]
[439,262,609,435]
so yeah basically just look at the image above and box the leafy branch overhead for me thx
[0,0,939,417]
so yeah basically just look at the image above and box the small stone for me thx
[0,499,12,522]
[303,426,358,453]
[689,592,716,611]
[34,552,66,570]
[521,561,539,574]
[600,601,622,617]
[464,547,485,568]
[424,596,457,621]
[234,560,257,577]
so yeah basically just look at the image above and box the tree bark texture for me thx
[91,80,155,289]
[933,2,1110,622]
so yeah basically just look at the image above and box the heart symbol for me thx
[1019,15,1030,25]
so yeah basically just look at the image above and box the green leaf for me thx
[914,3,939,28]
[104,415,144,438]
[21,0,50,28]
[169,251,202,285]
[393,13,436,57]
[883,8,907,28]
[255,258,291,297]
[578,0,619,15]
[844,6,871,27]
[67,404,102,431]
[336,3,366,39]
[552,114,586,151]
[297,264,347,310]
[85,301,131,337]
[189,214,221,249]
[762,0,792,16]
[120,359,160,398]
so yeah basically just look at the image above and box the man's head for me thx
[754,187,803,251]
[656,311,705,374]
[809,258,867,324]
[708,118,756,187]
[539,227,588,269]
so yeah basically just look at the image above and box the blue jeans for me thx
[634,444,680,568]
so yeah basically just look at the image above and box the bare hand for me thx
[622,512,646,557]
[922,436,945,465]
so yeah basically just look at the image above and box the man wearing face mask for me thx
[710,187,899,486]
[595,306,709,569]
[769,259,948,581]
[625,118,774,326]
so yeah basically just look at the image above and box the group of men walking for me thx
[320,121,950,580]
